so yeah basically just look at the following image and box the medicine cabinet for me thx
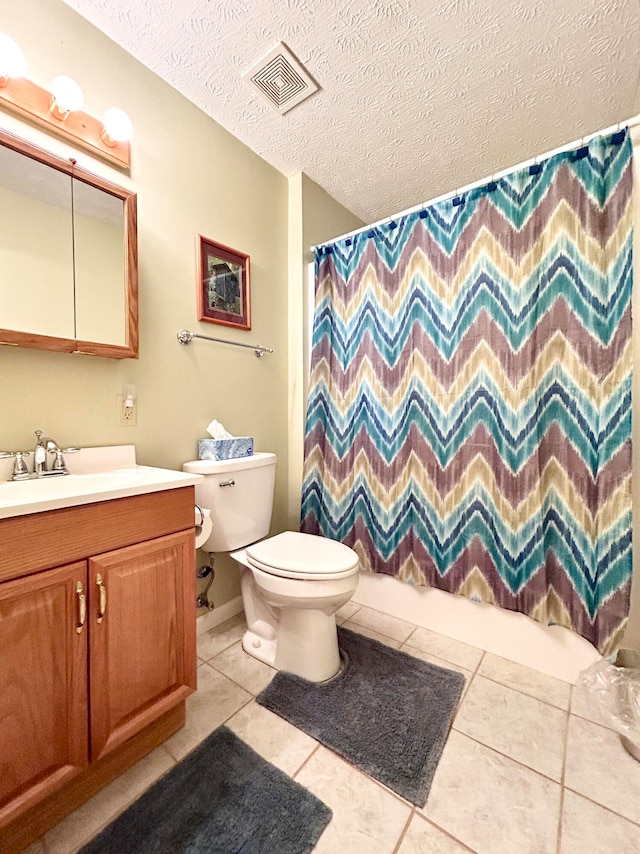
[0,127,137,358]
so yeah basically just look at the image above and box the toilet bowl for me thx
[182,454,360,682]
[233,531,359,682]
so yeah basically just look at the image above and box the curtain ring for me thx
[574,135,590,160]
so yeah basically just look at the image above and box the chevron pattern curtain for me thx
[301,131,633,655]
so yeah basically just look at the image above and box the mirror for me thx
[0,128,137,358]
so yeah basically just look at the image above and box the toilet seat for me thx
[246,531,359,581]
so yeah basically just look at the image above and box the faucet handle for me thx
[50,447,80,474]
[50,450,67,473]
[1,451,31,481]
[12,451,30,479]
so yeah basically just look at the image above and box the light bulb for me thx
[101,108,133,146]
[49,75,84,118]
[0,34,27,85]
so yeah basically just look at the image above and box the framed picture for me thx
[198,236,250,330]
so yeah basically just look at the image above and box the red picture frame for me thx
[198,236,251,330]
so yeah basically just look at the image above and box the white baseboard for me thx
[351,572,600,684]
[196,596,244,636]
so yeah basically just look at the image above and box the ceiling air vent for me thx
[243,43,319,115]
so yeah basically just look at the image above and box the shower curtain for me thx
[301,131,633,655]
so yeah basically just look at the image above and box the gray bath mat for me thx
[79,726,332,854]
[257,626,465,806]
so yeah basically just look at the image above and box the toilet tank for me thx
[183,452,276,552]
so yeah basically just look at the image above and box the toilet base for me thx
[277,607,342,682]
[242,607,342,682]
[242,628,277,668]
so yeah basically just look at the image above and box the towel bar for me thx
[177,329,274,358]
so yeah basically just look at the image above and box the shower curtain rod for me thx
[311,113,640,251]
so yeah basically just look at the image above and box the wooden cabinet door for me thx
[89,531,196,761]
[0,562,89,825]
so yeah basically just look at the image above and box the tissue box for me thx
[198,437,254,461]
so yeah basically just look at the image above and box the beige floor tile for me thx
[225,700,317,776]
[400,644,472,684]
[196,613,246,661]
[422,731,561,854]
[479,652,571,710]
[341,620,402,649]
[397,813,473,853]
[560,789,640,853]
[336,601,361,621]
[347,605,416,642]
[210,640,276,694]
[43,746,174,854]
[454,675,567,781]
[565,715,640,825]
[403,627,483,671]
[163,663,251,761]
[295,746,410,853]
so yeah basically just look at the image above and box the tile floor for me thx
[28,603,640,854]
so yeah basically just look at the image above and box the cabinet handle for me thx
[96,573,107,624]
[76,581,86,634]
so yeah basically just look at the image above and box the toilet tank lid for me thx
[183,452,276,474]
[247,532,359,575]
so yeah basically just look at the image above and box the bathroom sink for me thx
[0,445,201,519]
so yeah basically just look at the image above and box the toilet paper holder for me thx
[194,504,214,550]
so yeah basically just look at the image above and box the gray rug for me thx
[257,626,465,806]
[79,726,332,854]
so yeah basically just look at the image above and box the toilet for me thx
[182,453,359,682]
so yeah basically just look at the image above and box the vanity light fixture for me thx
[0,33,131,168]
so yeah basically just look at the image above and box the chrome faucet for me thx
[33,430,49,476]
[33,430,80,476]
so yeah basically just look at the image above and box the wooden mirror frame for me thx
[0,128,138,359]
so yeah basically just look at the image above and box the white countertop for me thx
[0,445,202,519]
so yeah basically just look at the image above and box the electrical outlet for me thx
[116,394,137,426]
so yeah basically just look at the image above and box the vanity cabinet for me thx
[0,487,196,853]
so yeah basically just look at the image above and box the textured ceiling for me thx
[62,0,640,224]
